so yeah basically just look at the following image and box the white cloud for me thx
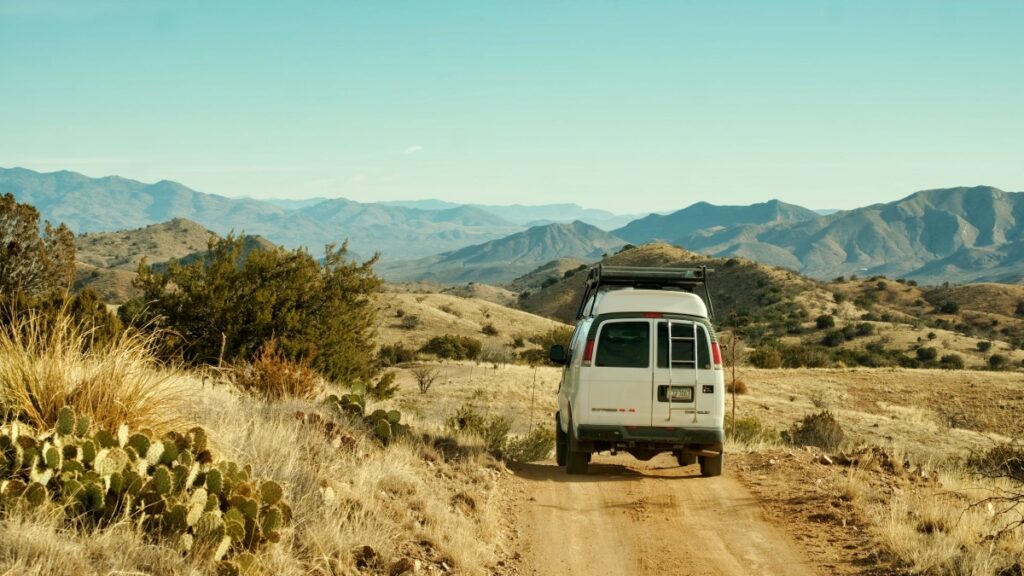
[404,145,423,155]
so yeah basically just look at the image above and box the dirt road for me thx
[511,452,819,576]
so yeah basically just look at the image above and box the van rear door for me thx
[583,319,653,428]
[651,320,718,427]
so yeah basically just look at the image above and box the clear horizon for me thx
[2,1,1022,214]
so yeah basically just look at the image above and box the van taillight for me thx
[582,340,595,366]
[711,342,723,370]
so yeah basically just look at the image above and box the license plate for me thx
[667,386,693,402]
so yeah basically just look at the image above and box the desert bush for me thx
[444,403,551,462]
[968,442,1024,482]
[377,343,417,367]
[231,339,322,401]
[481,323,498,336]
[939,354,965,370]
[748,346,783,369]
[129,235,381,384]
[977,340,993,352]
[503,429,554,463]
[0,193,75,300]
[419,335,482,361]
[0,307,189,435]
[479,342,515,365]
[782,410,845,452]
[540,277,558,289]
[361,371,399,401]
[821,330,846,347]
[411,365,440,394]
[400,315,421,330]
[780,344,832,368]
[726,379,748,395]
[512,336,525,348]
[439,304,460,317]
[915,347,938,362]
[446,405,511,457]
[855,322,874,337]
[727,416,777,445]
[939,301,960,314]
[528,326,574,351]
[815,314,835,329]
[988,354,1010,370]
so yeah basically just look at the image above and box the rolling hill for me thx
[73,219,277,303]
[377,221,626,284]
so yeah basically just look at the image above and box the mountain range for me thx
[5,166,1024,285]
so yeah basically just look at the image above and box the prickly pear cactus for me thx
[324,388,407,445]
[0,406,291,564]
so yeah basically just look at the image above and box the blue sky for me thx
[2,1,1022,214]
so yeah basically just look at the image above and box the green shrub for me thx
[420,335,482,360]
[916,347,938,362]
[0,193,75,300]
[782,410,845,452]
[726,416,777,445]
[977,341,992,352]
[446,404,511,457]
[822,330,846,347]
[128,235,381,384]
[939,301,960,314]
[377,343,417,367]
[400,315,421,330]
[815,315,835,330]
[939,354,965,370]
[988,354,1010,370]
[781,345,832,368]
[855,322,874,337]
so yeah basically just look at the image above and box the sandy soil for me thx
[506,453,819,576]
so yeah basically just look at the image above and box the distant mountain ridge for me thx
[0,167,520,260]
[377,221,626,284]
[613,199,820,244]
[677,186,1024,283]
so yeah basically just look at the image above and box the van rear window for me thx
[594,322,649,368]
[657,322,711,370]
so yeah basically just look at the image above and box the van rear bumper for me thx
[576,425,724,446]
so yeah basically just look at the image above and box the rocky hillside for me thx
[516,243,1024,370]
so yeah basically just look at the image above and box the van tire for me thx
[565,416,589,475]
[675,451,697,467]
[555,413,567,466]
[699,453,724,477]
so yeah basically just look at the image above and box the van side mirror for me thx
[549,344,567,365]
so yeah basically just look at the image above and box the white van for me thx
[549,266,725,476]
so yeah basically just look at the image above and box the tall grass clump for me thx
[0,307,190,434]
[231,339,323,401]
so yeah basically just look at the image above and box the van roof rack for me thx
[575,265,715,320]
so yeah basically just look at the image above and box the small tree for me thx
[411,365,440,394]
[129,235,381,383]
[0,193,75,300]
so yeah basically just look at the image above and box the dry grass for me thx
[0,313,513,575]
[0,307,191,434]
[867,468,1024,575]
